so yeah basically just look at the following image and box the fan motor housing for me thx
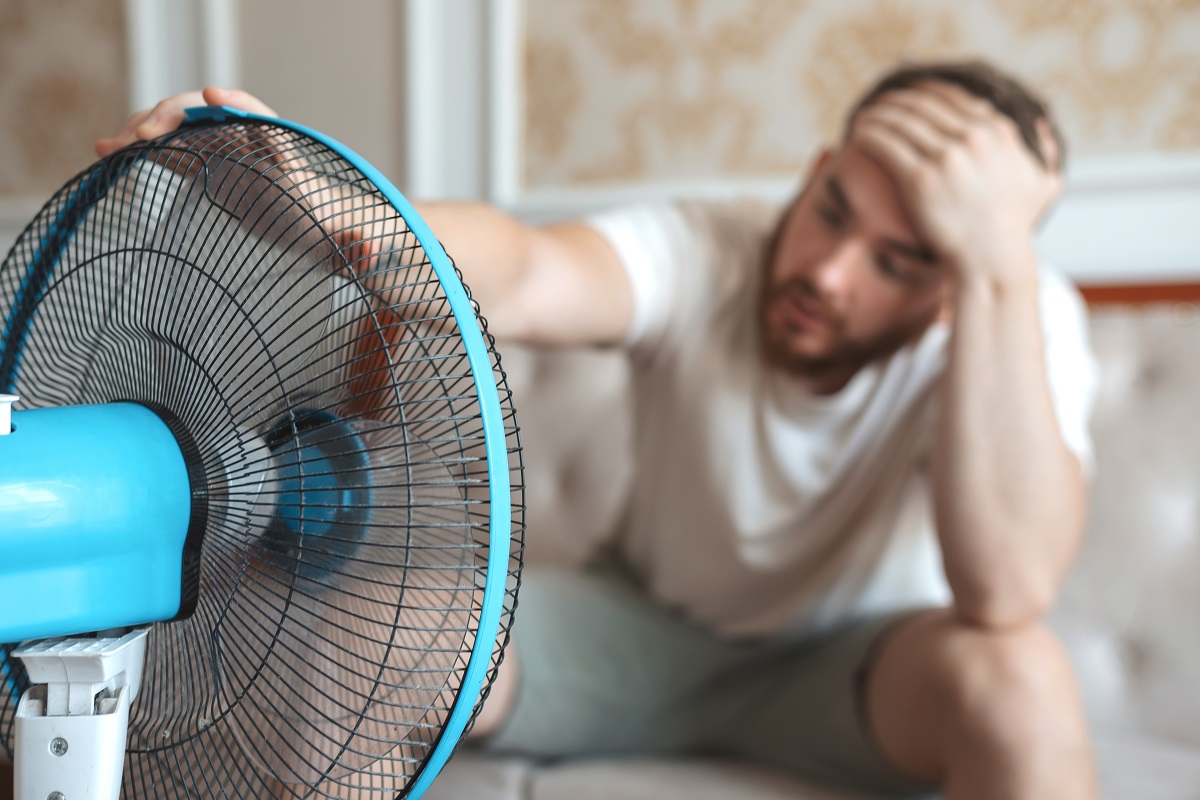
[0,402,192,642]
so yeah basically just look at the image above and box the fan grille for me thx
[0,118,524,797]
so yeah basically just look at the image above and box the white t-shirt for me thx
[587,200,1098,639]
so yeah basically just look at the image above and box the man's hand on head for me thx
[849,82,1061,288]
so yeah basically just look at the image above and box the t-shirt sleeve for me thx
[1039,267,1100,475]
[584,202,695,352]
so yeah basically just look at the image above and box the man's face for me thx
[760,142,951,392]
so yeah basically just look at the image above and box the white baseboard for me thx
[4,162,1197,287]
[503,154,1200,285]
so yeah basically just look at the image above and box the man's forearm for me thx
[407,201,539,337]
[403,202,633,347]
[932,245,1086,629]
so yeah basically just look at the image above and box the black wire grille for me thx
[0,118,525,798]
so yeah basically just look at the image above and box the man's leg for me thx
[468,568,753,758]
[865,609,1098,800]
[470,645,518,739]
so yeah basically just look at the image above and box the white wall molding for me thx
[1037,156,1200,282]
[123,0,240,113]
[199,0,240,91]
[1064,153,1200,193]
[488,0,523,206]
[501,155,1200,282]
[404,0,490,200]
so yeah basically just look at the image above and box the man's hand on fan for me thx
[95,87,391,279]
[95,87,277,157]
[97,87,634,348]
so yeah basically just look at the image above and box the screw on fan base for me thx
[13,629,149,800]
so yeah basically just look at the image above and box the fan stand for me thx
[0,395,14,436]
[13,628,149,800]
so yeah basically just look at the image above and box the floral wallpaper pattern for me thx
[0,0,128,198]
[522,0,1200,190]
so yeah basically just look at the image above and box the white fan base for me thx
[13,628,149,800]
[0,394,16,435]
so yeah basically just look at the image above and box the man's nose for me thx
[810,238,866,298]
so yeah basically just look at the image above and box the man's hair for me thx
[844,59,1066,170]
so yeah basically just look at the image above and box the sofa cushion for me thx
[1050,303,1200,751]
[429,737,1200,800]
[429,753,880,800]
[490,297,1200,799]
[1093,733,1200,800]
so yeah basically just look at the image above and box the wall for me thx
[481,0,1200,281]
[1,0,1197,281]
[0,0,129,253]
[236,0,406,181]
[0,0,406,255]
[519,0,1200,189]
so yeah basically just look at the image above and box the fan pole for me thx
[12,628,149,800]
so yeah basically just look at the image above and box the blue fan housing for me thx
[0,403,192,642]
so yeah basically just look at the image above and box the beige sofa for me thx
[428,292,1200,799]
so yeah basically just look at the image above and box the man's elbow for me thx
[946,503,1085,631]
[952,572,1058,631]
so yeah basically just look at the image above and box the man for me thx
[103,59,1099,799]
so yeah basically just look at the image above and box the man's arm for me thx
[931,246,1086,628]
[408,203,633,347]
[97,87,635,349]
[853,83,1087,629]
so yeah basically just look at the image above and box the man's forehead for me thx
[818,144,923,245]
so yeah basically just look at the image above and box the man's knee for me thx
[927,614,1082,746]
[868,609,1092,785]
[469,644,520,740]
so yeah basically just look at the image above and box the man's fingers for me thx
[201,87,278,118]
[872,89,973,142]
[95,92,206,156]
[94,88,277,159]
[133,98,190,141]
[1035,117,1060,171]
[913,81,994,124]
[96,108,152,156]
[851,114,924,179]
[856,104,951,161]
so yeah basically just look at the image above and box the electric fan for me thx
[0,106,524,798]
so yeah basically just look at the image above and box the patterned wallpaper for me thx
[522,0,1200,190]
[0,0,128,198]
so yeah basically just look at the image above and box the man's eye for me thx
[875,254,914,282]
[817,205,844,230]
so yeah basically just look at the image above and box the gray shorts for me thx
[483,569,936,797]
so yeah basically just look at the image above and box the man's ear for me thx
[1036,117,1061,173]
[1033,118,1064,225]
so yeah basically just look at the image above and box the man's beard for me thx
[753,207,861,386]
[758,284,932,389]
[756,214,939,391]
